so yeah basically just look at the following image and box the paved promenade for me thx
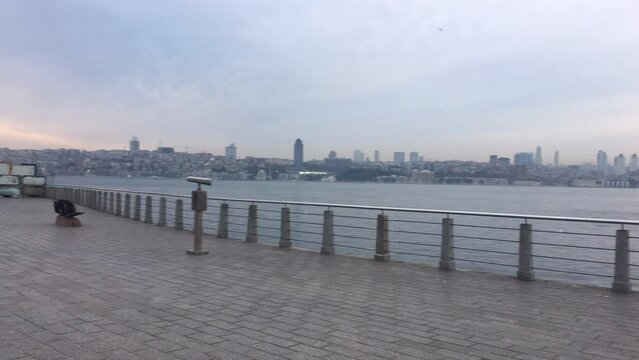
[1,198,639,360]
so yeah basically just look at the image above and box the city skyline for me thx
[1,1,639,163]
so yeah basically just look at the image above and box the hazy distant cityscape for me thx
[1,136,638,188]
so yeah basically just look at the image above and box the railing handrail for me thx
[50,184,639,226]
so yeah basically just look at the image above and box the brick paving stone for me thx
[2,198,639,359]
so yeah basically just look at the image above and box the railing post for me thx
[612,228,631,293]
[517,223,535,281]
[123,194,131,218]
[109,192,114,214]
[133,195,141,221]
[144,196,153,224]
[374,213,390,261]
[321,210,335,255]
[246,204,258,242]
[439,217,455,270]
[102,192,108,212]
[217,203,229,238]
[96,191,102,210]
[279,206,291,248]
[157,197,167,227]
[174,199,184,230]
[115,193,122,216]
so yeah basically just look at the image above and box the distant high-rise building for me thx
[553,151,559,167]
[374,150,380,162]
[225,143,237,162]
[629,154,638,172]
[353,150,365,162]
[614,154,626,175]
[498,157,510,168]
[328,150,337,159]
[393,152,405,165]
[535,146,543,165]
[293,139,303,169]
[129,136,140,152]
[514,152,534,166]
[488,155,498,168]
[409,152,419,162]
[597,150,608,170]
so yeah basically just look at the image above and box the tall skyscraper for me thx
[225,143,237,162]
[409,152,419,162]
[293,139,303,169]
[393,152,405,165]
[597,150,608,170]
[614,154,626,175]
[488,155,498,168]
[553,151,559,167]
[374,150,380,162]
[353,150,365,162]
[129,136,140,152]
[535,146,543,165]
[629,154,638,172]
[328,150,337,159]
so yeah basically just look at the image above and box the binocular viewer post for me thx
[186,177,212,255]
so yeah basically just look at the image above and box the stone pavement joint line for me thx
[1,198,638,360]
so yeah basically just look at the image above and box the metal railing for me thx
[46,185,639,293]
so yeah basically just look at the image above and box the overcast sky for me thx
[1,1,638,163]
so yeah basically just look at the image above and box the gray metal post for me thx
[102,192,108,212]
[133,195,141,221]
[115,193,122,216]
[246,204,258,242]
[217,203,229,238]
[93,190,98,209]
[517,223,535,281]
[174,199,184,230]
[96,191,102,210]
[123,194,131,218]
[187,188,208,255]
[157,197,167,227]
[612,229,631,293]
[144,196,153,224]
[374,214,391,261]
[321,210,335,255]
[279,206,292,248]
[439,217,455,270]
[109,192,114,214]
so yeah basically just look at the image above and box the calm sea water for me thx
[53,175,639,219]
[53,176,639,287]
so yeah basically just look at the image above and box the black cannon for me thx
[53,199,83,218]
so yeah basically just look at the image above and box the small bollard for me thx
[439,217,455,270]
[186,177,211,255]
[174,199,184,230]
[144,196,153,224]
[123,193,131,218]
[217,203,229,238]
[115,193,122,216]
[517,223,535,281]
[612,229,631,293]
[133,195,141,221]
[374,213,390,261]
[109,192,115,214]
[279,206,291,248]
[157,197,167,227]
[321,210,335,255]
[246,204,258,243]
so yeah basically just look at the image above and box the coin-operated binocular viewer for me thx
[186,176,212,255]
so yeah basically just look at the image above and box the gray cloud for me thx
[1,0,638,162]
